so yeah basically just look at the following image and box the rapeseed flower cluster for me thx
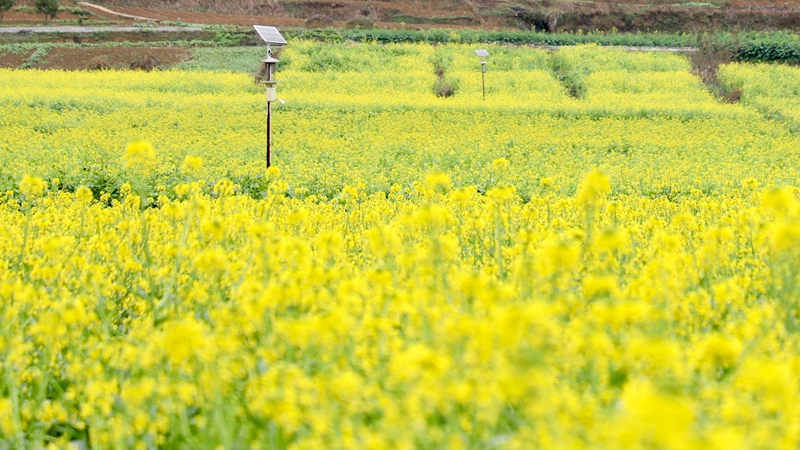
[0,43,795,200]
[3,167,800,449]
[719,62,800,132]
[3,43,800,448]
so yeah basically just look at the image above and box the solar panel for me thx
[254,26,287,46]
[475,49,489,57]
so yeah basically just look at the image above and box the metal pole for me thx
[266,97,272,169]
[482,71,486,101]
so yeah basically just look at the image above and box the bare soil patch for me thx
[91,5,306,27]
[81,4,499,29]
[4,0,800,35]
[85,0,800,32]
[30,46,191,70]
[92,0,474,20]
[0,50,34,68]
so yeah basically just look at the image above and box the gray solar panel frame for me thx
[254,26,287,46]
[475,49,489,57]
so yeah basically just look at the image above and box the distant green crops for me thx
[178,47,265,73]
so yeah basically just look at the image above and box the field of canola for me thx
[3,42,800,449]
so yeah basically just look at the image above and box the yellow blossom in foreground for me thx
[180,155,203,176]
[576,170,611,206]
[424,171,451,193]
[18,174,46,198]
[122,140,156,171]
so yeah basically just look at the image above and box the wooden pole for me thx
[266,98,272,168]
[482,71,486,101]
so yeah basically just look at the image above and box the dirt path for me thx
[78,4,309,28]
[77,2,158,22]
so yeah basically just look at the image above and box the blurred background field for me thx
[1,42,798,201]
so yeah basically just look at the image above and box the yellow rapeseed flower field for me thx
[2,43,800,449]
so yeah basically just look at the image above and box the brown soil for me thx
[548,3,800,33]
[0,50,34,68]
[26,46,192,70]
[63,1,800,32]
[84,2,506,28]
[93,0,475,20]
[0,0,491,27]
[3,0,800,34]
[88,5,306,27]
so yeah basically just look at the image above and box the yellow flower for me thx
[122,140,156,171]
[158,318,209,366]
[193,248,229,275]
[696,334,742,372]
[593,228,630,253]
[19,174,47,198]
[613,380,693,448]
[0,398,15,436]
[287,207,309,226]
[767,221,800,253]
[341,184,360,202]
[492,157,510,171]
[539,237,581,275]
[266,166,281,180]
[200,217,225,241]
[76,186,93,203]
[449,186,476,202]
[583,274,617,297]
[213,179,236,197]
[174,183,190,198]
[486,185,516,202]
[424,171,451,193]
[761,187,796,216]
[180,155,203,175]
[742,177,759,190]
[576,170,611,206]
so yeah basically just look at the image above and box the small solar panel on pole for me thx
[475,49,489,101]
[254,26,287,169]
[254,26,287,48]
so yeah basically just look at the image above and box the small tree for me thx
[35,0,59,22]
[0,0,14,23]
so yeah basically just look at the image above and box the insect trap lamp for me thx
[254,25,287,168]
[475,49,489,100]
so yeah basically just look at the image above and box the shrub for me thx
[305,15,334,29]
[345,17,375,30]
[130,55,161,72]
[434,73,459,98]
[86,56,110,71]
[0,0,13,23]
[35,0,59,22]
